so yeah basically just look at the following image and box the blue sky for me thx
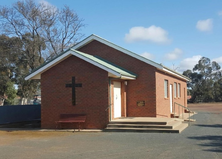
[1,0,222,73]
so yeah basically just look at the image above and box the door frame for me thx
[170,84,173,113]
[113,81,122,118]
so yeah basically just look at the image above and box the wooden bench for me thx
[55,114,86,131]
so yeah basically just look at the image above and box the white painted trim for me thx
[120,75,136,80]
[71,51,121,77]
[25,50,73,80]
[163,68,189,81]
[26,34,188,81]
[25,48,136,81]
[72,34,163,70]
[113,81,121,118]
[170,84,173,113]
[74,34,189,81]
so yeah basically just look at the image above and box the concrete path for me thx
[0,105,222,159]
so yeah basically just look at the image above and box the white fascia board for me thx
[162,68,189,81]
[120,75,136,80]
[71,51,121,78]
[25,50,73,80]
[72,34,163,70]
[72,35,95,50]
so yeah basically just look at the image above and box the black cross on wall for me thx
[65,77,82,105]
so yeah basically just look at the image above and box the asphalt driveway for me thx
[0,104,222,159]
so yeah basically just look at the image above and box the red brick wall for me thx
[41,56,109,129]
[78,40,157,117]
[155,70,187,118]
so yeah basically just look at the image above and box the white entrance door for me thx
[114,81,121,118]
[170,84,173,113]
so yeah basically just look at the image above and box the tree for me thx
[183,57,222,103]
[0,0,84,59]
[0,0,85,103]
[4,81,17,105]
[0,34,44,104]
[0,35,21,102]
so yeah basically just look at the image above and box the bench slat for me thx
[55,114,86,131]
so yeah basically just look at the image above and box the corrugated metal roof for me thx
[72,34,190,81]
[25,34,190,81]
[71,49,137,78]
[25,48,137,80]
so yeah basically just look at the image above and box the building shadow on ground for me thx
[188,135,222,153]
[0,120,41,128]
[195,124,222,128]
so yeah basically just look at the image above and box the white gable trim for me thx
[25,49,136,80]
[25,50,73,80]
[72,34,189,81]
[26,34,189,81]
[162,68,190,81]
[72,35,163,70]
[120,75,136,80]
[70,51,121,77]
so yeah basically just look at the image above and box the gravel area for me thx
[0,104,221,159]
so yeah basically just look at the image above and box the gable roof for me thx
[72,34,190,81]
[25,49,137,80]
[25,34,190,81]
[72,34,163,69]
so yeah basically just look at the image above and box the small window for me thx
[174,82,177,98]
[178,83,181,97]
[164,80,168,98]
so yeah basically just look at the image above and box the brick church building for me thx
[25,34,190,129]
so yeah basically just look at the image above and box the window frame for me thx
[164,80,168,98]
[174,82,177,98]
[178,83,181,98]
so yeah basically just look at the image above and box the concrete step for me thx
[104,127,181,133]
[109,121,168,125]
[110,117,175,125]
[105,119,188,133]
[184,119,196,122]
[107,120,182,129]
[174,123,189,133]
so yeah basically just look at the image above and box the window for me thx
[164,80,168,98]
[174,82,177,98]
[178,83,181,97]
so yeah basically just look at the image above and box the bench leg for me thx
[55,122,58,131]
[55,122,61,130]
[78,122,80,131]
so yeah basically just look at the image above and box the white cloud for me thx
[140,52,154,60]
[125,26,170,43]
[39,0,52,6]
[38,0,57,13]
[212,56,222,64]
[196,19,213,32]
[218,11,222,16]
[164,48,183,61]
[178,55,202,73]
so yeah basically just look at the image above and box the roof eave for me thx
[72,34,163,70]
[120,75,136,80]
[161,67,190,81]
[25,50,73,80]
[71,50,123,78]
